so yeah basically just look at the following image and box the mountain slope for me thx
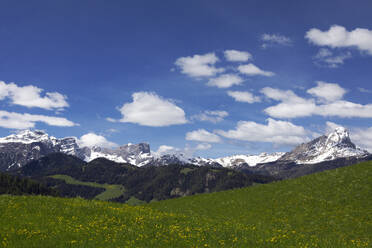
[14,153,275,202]
[1,161,371,247]
[0,172,57,196]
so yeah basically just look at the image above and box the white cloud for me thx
[317,100,372,118]
[207,74,244,88]
[0,81,69,110]
[195,143,212,150]
[307,81,347,102]
[261,87,316,118]
[155,145,185,157]
[261,34,292,48]
[118,92,187,127]
[192,110,228,123]
[322,53,352,68]
[156,145,176,154]
[238,63,274,77]
[358,87,372,93]
[78,133,117,148]
[224,50,252,62]
[175,53,224,77]
[216,118,309,145]
[261,87,302,102]
[0,110,77,129]
[313,48,351,68]
[262,83,372,119]
[314,48,333,58]
[350,127,372,152]
[185,129,221,143]
[306,25,372,55]
[227,90,261,103]
[325,121,343,134]
[106,128,119,133]
[106,117,117,123]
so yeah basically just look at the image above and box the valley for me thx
[49,175,125,201]
[1,160,371,247]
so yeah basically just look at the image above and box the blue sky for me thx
[0,0,372,157]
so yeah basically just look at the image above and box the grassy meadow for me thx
[49,174,125,201]
[1,161,372,247]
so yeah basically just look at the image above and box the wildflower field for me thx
[1,161,372,247]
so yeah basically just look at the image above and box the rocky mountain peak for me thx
[118,143,150,155]
[325,127,355,149]
[0,129,53,144]
[279,127,368,164]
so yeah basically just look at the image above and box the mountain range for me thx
[1,127,371,203]
[0,127,370,174]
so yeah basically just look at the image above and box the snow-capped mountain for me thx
[0,130,80,171]
[81,143,153,167]
[190,152,285,168]
[0,130,156,170]
[0,127,370,172]
[278,127,369,164]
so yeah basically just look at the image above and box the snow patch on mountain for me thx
[191,152,285,168]
[0,130,54,144]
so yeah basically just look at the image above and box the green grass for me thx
[180,167,195,175]
[125,196,146,206]
[1,161,372,247]
[49,174,125,201]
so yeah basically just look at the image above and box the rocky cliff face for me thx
[0,130,79,171]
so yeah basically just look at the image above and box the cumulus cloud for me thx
[350,127,372,152]
[156,145,177,155]
[0,81,69,110]
[325,121,344,133]
[317,101,372,118]
[227,90,261,103]
[307,81,347,102]
[261,87,316,118]
[192,110,228,123]
[175,53,224,77]
[261,34,292,48]
[78,133,117,148]
[224,50,252,62]
[0,110,77,129]
[155,145,189,157]
[155,143,211,158]
[216,118,309,145]
[313,48,352,68]
[185,129,221,143]
[195,143,212,150]
[207,74,244,88]
[117,92,187,127]
[262,82,372,119]
[306,25,372,55]
[238,63,274,77]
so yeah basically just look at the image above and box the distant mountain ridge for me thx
[0,127,370,173]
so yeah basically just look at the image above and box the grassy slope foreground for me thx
[1,162,372,247]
